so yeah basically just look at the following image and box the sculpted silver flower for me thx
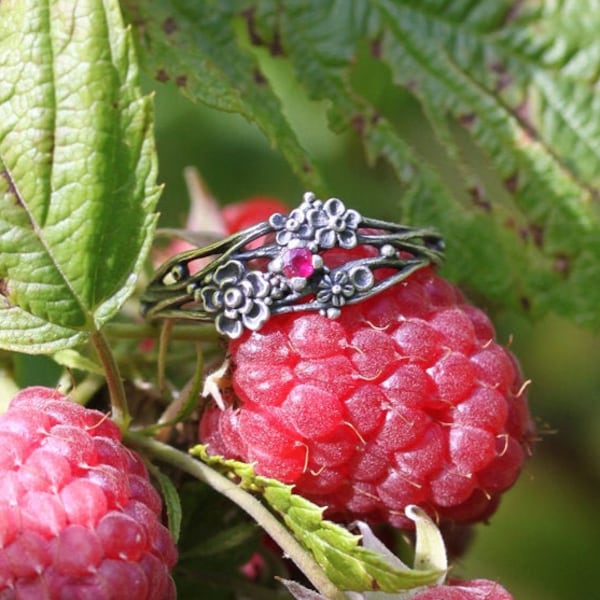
[316,265,375,309]
[316,270,356,308]
[269,203,315,246]
[306,197,361,249]
[199,260,271,339]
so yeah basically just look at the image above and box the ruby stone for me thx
[281,247,315,278]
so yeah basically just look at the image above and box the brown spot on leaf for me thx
[504,0,526,24]
[553,253,571,277]
[243,7,283,56]
[490,62,512,91]
[351,114,366,135]
[0,170,22,206]
[528,223,544,248]
[302,162,313,174]
[469,185,492,211]
[515,99,537,139]
[520,296,531,311]
[243,8,263,46]
[370,36,382,59]
[0,279,9,298]
[518,226,529,243]
[253,68,267,85]
[458,113,477,128]
[175,75,188,88]
[162,17,177,35]
[270,31,284,56]
[155,69,170,83]
[504,173,518,194]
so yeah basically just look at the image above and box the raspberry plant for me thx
[0,1,598,599]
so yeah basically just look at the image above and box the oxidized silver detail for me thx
[141,192,445,339]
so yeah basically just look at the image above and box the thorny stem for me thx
[125,433,347,600]
[91,329,130,429]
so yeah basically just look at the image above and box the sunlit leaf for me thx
[0,0,160,352]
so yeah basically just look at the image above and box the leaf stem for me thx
[125,433,347,600]
[91,329,130,428]
[104,321,220,341]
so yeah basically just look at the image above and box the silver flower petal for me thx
[316,228,337,249]
[213,260,244,285]
[216,314,244,339]
[245,271,271,298]
[324,197,345,217]
[200,286,223,313]
[337,229,358,249]
[345,209,361,229]
[242,300,271,331]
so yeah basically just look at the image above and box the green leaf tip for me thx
[0,0,160,352]
[191,446,443,593]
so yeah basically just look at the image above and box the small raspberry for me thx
[0,387,177,598]
[200,251,533,528]
[410,578,514,599]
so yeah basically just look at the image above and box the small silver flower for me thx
[269,203,314,246]
[307,197,361,249]
[316,265,375,312]
[316,270,356,308]
[199,260,271,338]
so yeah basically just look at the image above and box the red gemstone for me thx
[281,247,315,278]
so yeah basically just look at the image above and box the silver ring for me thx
[141,192,444,339]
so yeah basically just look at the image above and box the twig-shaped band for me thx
[141,192,444,339]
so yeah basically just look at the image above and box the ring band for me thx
[141,192,444,339]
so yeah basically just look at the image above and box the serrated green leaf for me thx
[192,446,442,592]
[227,0,600,328]
[0,303,86,354]
[0,0,160,351]
[121,0,324,191]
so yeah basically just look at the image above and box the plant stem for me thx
[125,433,347,600]
[91,329,130,428]
[105,321,220,341]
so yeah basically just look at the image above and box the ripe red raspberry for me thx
[410,578,514,599]
[0,387,177,599]
[222,196,290,234]
[200,255,533,528]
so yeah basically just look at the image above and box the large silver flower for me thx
[306,197,361,249]
[199,260,271,338]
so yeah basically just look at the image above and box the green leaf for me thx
[152,468,183,542]
[192,446,442,592]
[266,0,600,325]
[52,349,105,376]
[0,0,160,351]
[121,0,324,191]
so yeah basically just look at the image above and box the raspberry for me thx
[200,258,533,528]
[0,387,177,598]
[222,196,290,234]
[410,578,514,599]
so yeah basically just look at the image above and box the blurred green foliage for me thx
[146,57,599,597]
